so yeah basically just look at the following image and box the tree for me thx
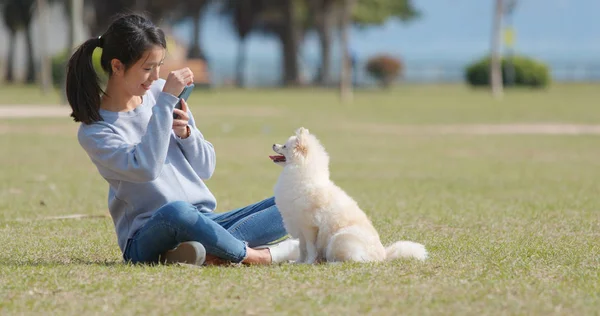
[306,0,336,85]
[1,0,37,83]
[87,0,176,36]
[1,0,21,82]
[86,0,210,61]
[280,0,301,85]
[179,0,209,60]
[221,0,263,87]
[307,0,419,87]
[37,0,52,92]
[61,0,87,52]
[352,0,419,27]
[223,0,319,86]
[242,0,304,86]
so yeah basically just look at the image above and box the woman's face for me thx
[112,46,165,97]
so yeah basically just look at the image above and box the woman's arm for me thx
[175,109,216,180]
[79,92,179,183]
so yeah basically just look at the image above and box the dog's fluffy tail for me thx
[385,241,428,261]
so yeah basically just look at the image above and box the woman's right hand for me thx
[162,68,194,97]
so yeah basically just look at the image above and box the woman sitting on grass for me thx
[65,13,298,266]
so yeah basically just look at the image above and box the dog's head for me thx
[270,127,329,168]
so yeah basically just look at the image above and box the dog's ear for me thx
[295,127,309,137]
[294,129,309,157]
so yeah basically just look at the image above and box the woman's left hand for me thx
[173,99,191,139]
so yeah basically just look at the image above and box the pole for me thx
[339,0,355,103]
[503,0,518,86]
[38,0,52,94]
[490,0,504,99]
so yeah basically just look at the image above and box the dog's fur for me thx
[271,127,428,264]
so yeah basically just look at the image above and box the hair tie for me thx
[97,36,104,48]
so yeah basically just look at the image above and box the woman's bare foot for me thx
[203,247,272,266]
[242,247,272,265]
[204,254,230,266]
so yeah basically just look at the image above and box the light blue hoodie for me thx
[77,79,217,253]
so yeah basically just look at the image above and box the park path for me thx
[0,105,71,118]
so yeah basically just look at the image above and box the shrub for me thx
[465,55,550,88]
[365,55,403,88]
[51,48,107,88]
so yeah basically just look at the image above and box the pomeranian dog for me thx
[270,127,428,264]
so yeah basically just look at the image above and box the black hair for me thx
[66,13,167,124]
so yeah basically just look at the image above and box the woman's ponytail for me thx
[66,36,104,124]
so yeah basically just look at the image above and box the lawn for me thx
[1,84,599,315]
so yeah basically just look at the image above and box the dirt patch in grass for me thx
[0,123,77,135]
[0,105,71,118]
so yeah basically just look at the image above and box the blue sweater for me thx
[78,79,217,253]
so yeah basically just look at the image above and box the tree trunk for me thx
[67,0,84,51]
[490,0,504,99]
[307,0,333,86]
[25,23,36,83]
[236,37,247,88]
[5,31,16,83]
[187,5,206,60]
[339,0,355,103]
[280,0,299,86]
[67,19,74,53]
[88,1,104,37]
[38,0,52,93]
[316,7,334,86]
[60,0,83,104]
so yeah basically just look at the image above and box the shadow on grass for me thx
[0,258,124,267]
[0,258,216,268]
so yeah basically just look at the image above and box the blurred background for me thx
[0,0,599,95]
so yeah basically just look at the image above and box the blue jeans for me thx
[123,197,288,264]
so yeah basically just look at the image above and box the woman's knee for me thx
[154,201,199,226]
[265,196,276,207]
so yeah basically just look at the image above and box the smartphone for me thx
[174,84,195,119]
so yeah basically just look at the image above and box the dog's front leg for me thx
[296,236,308,264]
[305,242,318,264]
[303,227,319,264]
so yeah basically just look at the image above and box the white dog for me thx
[270,127,428,264]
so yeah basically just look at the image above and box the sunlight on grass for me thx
[1,85,599,314]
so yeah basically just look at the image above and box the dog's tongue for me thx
[269,155,286,162]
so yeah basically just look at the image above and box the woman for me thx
[66,13,298,266]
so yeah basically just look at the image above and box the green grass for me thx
[0,84,62,105]
[1,85,599,315]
